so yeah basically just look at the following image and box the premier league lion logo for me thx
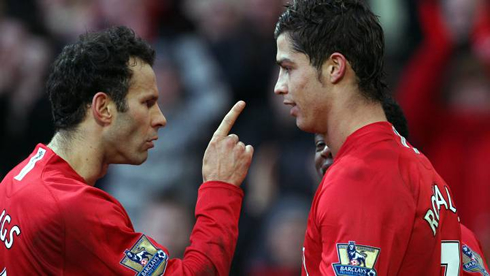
[333,241,380,276]
[125,247,154,266]
[347,242,368,267]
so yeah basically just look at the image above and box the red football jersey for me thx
[461,224,489,276]
[0,144,243,275]
[302,122,462,276]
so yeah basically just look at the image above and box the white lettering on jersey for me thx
[424,185,457,236]
[432,185,448,220]
[14,148,46,181]
[444,187,457,213]
[392,127,420,154]
[0,210,21,249]
[0,267,6,276]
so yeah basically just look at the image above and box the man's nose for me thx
[153,105,167,129]
[274,74,287,95]
[321,146,331,158]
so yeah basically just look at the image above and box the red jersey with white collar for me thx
[0,144,243,275]
[302,122,462,276]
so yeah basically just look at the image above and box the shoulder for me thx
[321,155,411,200]
[360,135,436,193]
[31,172,131,234]
[315,145,416,223]
[54,184,129,225]
[325,141,403,191]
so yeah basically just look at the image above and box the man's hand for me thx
[202,101,254,187]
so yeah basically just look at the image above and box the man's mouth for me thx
[284,101,298,116]
[146,137,158,149]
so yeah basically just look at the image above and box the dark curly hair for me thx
[275,0,387,102]
[46,26,155,131]
[382,96,409,139]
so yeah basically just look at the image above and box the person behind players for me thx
[274,0,461,275]
[0,26,253,275]
[313,99,490,276]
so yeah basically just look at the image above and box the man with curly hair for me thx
[274,0,462,275]
[0,26,253,275]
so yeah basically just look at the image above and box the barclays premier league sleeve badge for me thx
[120,235,169,276]
[332,241,380,276]
[462,244,490,276]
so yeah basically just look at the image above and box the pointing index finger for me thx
[213,101,246,139]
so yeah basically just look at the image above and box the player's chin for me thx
[133,158,148,165]
[296,119,316,133]
[127,151,149,165]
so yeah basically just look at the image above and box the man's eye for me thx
[316,142,325,151]
[280,65,290,73]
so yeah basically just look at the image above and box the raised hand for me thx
[202,101,254,187]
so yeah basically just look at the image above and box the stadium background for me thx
[0,0,488,274]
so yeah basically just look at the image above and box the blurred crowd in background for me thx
[0,0,489,274]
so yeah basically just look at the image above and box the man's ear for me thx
[91,92,113,125]
[327,52,347,84]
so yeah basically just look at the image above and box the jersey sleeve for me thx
[315,165,416,275]
[164,181,243,275]
[59,181,243,276]
[461,224,490,275]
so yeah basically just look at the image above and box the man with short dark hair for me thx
[314,98,490,276]
[0,26,253,275]
[274,0,462,275]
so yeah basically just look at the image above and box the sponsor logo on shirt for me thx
[332,241,380,276]
[462,244,489,276]
[120,235,168,276]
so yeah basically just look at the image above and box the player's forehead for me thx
[127,58,158,99]
[276,33,313,70]
[276,33,296,62]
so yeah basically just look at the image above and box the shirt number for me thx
[14,148,46,181]
[441,241,460,276]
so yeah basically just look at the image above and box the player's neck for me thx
[48,130,107,186]
[325,95,387,158]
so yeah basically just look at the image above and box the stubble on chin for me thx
[133,151,149,165]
